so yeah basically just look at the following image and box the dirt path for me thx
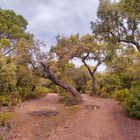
[47,94,126,140]
[1,93,140,140]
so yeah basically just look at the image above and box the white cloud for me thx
[0,0,99,45]
[0,0,106,70]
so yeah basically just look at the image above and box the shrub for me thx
[23,92,41,100]
[18,86,45,101]
[23,92,39,100]
[113,86,140,119]
[130,81,140,94]
[123,93,140,119]
[0,112,12,127]
[100,87,108,98]
[103,74,122,94]
[113,89,130,103]
[59,96,81,106]
[0,96,10,106]
[35,86,49,95]
[0,93,21,106]
[22,87,48,100]
[101,92,108,98]
[56,86,67,96]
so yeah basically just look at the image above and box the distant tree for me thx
[0,9,32,56]
[51,34,114,95]
[63,66,90,93]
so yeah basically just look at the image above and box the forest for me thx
[0,0,140,139]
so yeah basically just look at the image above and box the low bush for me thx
[59,96,81,106]
[23,92,39,100]
[19,86,48,101]
[0,112,12,127]
[113,87,140,119]
[35,86,49,95]
[100,87,108,98]
[0,96,10,106]
[0,94,21,106]
[130,82,140,94]
[113,89,130,103]
[101,92,108,98]
[123,93,140,119]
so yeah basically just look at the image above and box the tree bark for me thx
[119,39,140,52]
[82,53,101,95]
[92,76,96,95]
[40,62,82,101]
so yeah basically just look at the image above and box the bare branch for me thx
[119,39,140,51]
[82,52,93,77]
[3,47,15,56]
[92,60,102,74]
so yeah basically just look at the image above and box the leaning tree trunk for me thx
[40,62,82,101]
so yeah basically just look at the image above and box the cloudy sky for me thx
[0,0,105,70]
[0,0,99,46]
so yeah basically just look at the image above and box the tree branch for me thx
[119,39,140,51]
[92,60,102,74]
[82,52,93,77]
[3,47,15,56]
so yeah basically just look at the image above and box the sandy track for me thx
[2,93,140,140]
[48,94,126,140]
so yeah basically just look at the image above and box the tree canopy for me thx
[91,0,140,51]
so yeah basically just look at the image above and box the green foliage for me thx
[0,59,17,94]
[34,86,49,95]
[52,34,115,94]
[64,66,90,93]
[18,87,44,101]
[91,0,140,51]
[0,9,38,106]
[120,0,140,19]
[113,89,130,103]
[59,96,81,106]
[101,92,108,98]
[55,86,67,96]
[0,94,21,106]
[113,85,140,119]
[0,9,31,40]
[124,93,140,119]
[130,82,140,94]
[100,87,108,98]
[22,92,40,100]
[0,112,12,127]
[103,73,122,94]
[0,96,10,106]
